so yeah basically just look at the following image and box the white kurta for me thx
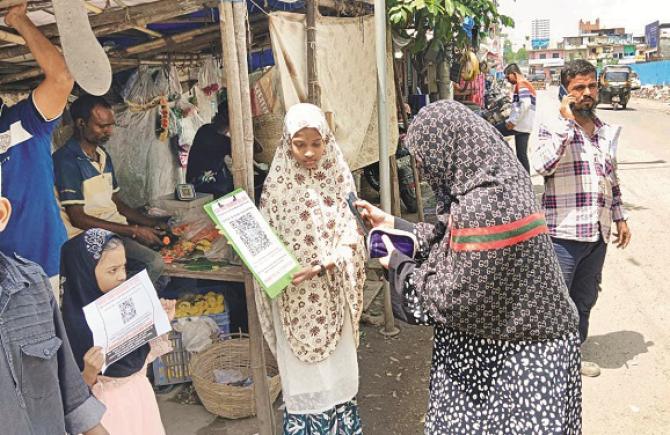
[272,301,359,415]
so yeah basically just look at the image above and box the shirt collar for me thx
[0,251,31,296]
[593,116,605,135]
[65,137,106,162]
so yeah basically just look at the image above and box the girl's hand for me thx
[82,347,104,386]
[292,265,321,285]
[354,200,394,229]
[160,298,176,321]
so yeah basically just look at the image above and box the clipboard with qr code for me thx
[203,189,300,298]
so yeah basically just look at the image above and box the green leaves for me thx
[387,0,512,57]
[500,14,514,28]
[444,0,455,15]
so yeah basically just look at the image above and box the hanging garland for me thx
[158,96,170,142]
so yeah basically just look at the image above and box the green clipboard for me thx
[203,189,300,299]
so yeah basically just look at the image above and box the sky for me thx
[497,0,670,49]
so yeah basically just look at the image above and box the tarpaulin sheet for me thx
[265,12,397,171]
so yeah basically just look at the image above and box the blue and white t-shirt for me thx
[0,95,65,277]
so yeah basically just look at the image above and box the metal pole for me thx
[374,0,400,337]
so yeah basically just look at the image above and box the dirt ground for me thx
[159,92,670,434]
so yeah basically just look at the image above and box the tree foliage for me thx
[387,0,514,58]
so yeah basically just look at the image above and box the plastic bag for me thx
[198,57,223,96]
[213,369,251,386]
[173,317,220,353]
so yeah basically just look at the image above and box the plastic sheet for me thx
[106,65,208,207]
[167,208,233,262]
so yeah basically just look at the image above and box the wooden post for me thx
[306,0,320,105]
[219,3,248,197]
[411,155,424,222]
[219,3,275,435]
[389,157,402,217]
[232,1,256,197]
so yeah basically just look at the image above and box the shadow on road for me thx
[597,106,638,112]
[582,330,654,369]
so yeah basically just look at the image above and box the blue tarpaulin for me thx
[104,1,303,77]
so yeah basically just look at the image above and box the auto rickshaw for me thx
[599,65,632,110]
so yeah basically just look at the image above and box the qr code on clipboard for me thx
[229,212,271,256]
[118,298,137,324]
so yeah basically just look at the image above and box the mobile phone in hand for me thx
[559,84,576,110]
[346,192,369,236]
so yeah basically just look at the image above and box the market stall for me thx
[0,1,389,434]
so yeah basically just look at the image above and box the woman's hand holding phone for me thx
[354,200,394,230]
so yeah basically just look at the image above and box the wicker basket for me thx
[190,333,282,419]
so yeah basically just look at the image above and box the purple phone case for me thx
[369,230,415,259]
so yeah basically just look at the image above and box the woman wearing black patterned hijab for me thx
[357,100,582,434]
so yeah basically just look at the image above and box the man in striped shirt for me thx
[532,59,632,377]
[495,63,536,172]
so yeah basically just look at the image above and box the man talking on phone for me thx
[531,59,631,378]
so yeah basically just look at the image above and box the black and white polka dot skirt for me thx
[425,326,582,434]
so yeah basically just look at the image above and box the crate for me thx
[152,311,230,386]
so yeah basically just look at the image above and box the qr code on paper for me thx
[229,212,271,256]
[118,298,137,324]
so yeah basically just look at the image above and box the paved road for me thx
[531,88,670,435]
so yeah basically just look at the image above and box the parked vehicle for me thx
[599,65,632,110]
[363,129,418,213]
[528,72,547,90]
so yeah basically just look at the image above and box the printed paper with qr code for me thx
[83,270,171,373]
[204,189,300,298]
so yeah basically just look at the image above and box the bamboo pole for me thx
[219,3,275,434]
[232,1,256,197]
[0,29,24,45]
[0,26,220,85]
[0,0,210,60]
[306,0,320,105]
[374,6,399,337]
[83,1,163,38]
[390,157,402,217]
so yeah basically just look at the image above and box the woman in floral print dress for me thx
[254,103,366,434]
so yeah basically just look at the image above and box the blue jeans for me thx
[495,122,530,173]
[552,238,608,343]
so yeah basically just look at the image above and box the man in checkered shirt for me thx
[532,59,632,378]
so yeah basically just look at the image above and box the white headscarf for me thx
[254,103,365,363]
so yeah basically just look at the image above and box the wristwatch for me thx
[317,263,326,277]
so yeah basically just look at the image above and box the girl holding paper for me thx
[255,103,366,434]
[60,229,175,435]
[356,101,582,434]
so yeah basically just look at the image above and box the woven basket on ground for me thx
[189,333,281,419]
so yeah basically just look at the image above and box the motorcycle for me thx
[362,129,418,213]
[463,79,511,125]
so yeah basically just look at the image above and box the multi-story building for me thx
[645,21,670,60]
[531,19,551,49]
